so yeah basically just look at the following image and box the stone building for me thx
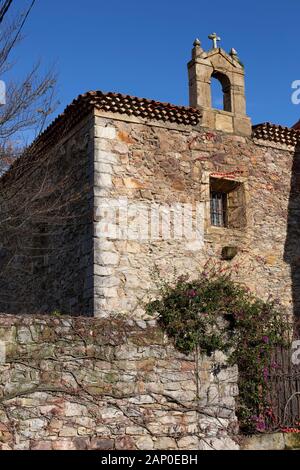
[293,119,300,130]
[1,35,300,452]
[0,37,300,321]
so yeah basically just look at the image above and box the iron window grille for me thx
[210,191,227,227]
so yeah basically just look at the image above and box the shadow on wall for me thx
[284,140,300,334]
[0,138,94,317]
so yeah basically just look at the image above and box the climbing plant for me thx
[146,263,292,434]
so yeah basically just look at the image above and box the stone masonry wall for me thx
[0,314,239,450]
[0,108,298,320]
[93,111,297,320]
[0,116,94,316]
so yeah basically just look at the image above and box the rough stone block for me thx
[94,149,118,164]
[215,113,234,133]
[95,251,120,266]
[177,436,199,449]
[135,435,154,450]
[30,440,53,450]
[90,438,114,450]
[94,172,112,188]
[199,437,239,450]
[241,433,285,450]
[284,433,300,450]
[154,437,177,450]
[95,126,116,140]
[95,162,113,174]
[233,116,252,136]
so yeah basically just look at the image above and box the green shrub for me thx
[146,263,291,433]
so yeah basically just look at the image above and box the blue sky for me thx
[5,0,300,128]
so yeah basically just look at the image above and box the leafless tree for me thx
[0,2,75,315]
[0,1,57,172]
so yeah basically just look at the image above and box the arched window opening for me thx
[211,72,232,112]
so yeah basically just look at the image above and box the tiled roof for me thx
[3,90,300,186]
[0,91,202,184]
[252,122,300,147]
[32,91,202,153]
[91,91,202,125]
[292,119,300,131]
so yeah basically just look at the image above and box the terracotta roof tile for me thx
[3,91,300,186]
[292,119,300,131]
[0,91,202,184]
[252,122,300,147]
[33,91,202,153]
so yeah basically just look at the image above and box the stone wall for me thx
[0,116,94,316]
[0,107,298,322]
[93,111,297,319]
[0,314,239,450]
[241,432,300,450]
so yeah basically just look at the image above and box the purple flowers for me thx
[186,289,197,298]
[252,415,266,432]
[263,366,269,382]
[256,419,266,432]
[262,335,269,344]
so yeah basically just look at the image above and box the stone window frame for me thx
[201,171,249,236]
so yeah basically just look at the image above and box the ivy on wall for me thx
[146,263,292,434]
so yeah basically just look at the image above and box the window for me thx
[210,191,227,227]
[210,177,246,229]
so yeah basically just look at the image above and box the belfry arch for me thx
[211,71,232,112]
[187,36,251,135]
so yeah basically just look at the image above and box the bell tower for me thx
[187,34,252,136]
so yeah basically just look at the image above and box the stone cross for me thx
[208,32,221,49]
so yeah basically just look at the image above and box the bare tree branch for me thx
[0,2,58,167]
